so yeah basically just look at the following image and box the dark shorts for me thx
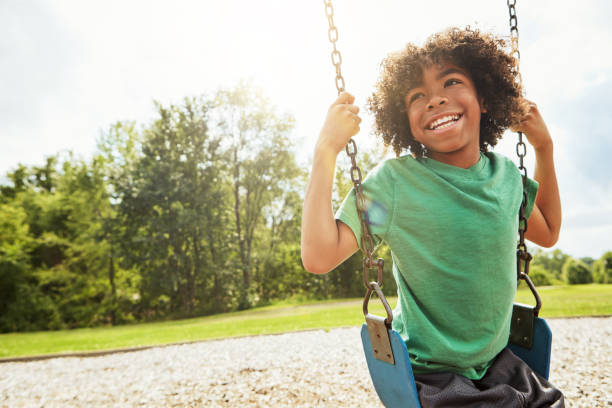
[414,348,565,408]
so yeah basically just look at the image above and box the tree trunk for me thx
[190,230,202,315]
[233,149,250,308]
[109,243,116,325]
[207,227,223,313]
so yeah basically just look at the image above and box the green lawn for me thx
[1,284,610,359]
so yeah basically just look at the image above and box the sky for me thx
[1,0,611,259]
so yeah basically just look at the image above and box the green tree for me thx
[528,265,553,286]
[0,155,114,330]
[119,97,232,317]
[254,188,306,303]
[55,157,116,326]
[531,248,570,280]
[211,83,299,309]
[579,257,595,268]
[562,258,593,284]
[593,251,612,284]
[96,121,144,324]
[0,200,61,332]
[26,157,114,328]
[1,164,28,201]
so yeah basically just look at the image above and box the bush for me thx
[593,252,612,284]
[528,265,553,286]
[562,258,593,284]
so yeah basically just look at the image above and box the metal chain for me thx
[507,0,532,280]
[507,0,523,87]
[323,0,384,290]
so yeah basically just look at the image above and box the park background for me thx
[1,0,611,338]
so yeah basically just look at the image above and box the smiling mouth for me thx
[427,114,462,130]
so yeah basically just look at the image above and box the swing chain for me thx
[507,0,523,86]
[508,0,532,280]
[516,131,532,279]
[323,0,382,290]
[324,0,346,94]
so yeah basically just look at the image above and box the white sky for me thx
[2,0,611,259]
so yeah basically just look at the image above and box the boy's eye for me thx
[445,78,462,87]
[409,92,424,103]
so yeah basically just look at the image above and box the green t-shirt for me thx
[335,152,538,380]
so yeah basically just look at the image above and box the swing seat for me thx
[361,323,422,408]
[507,304,552,380]
[361,306,551,408]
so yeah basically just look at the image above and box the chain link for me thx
[508,0,532,280]
[323,0,382,289]
[507,0,523,86]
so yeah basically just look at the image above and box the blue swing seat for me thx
[361,314,552,408]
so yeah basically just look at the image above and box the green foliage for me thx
[531,248,570,280]
[0,157,113,331]
[211,82,301,309]
[593,252,612,284]
[562,258,593,284]
[0,202,61,331]
[580,256,595,268]
[528,265,553,286]
[1,81,610,334]
[118,98,225,317]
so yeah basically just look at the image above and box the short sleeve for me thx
[335,160,395,251]
[524,176,539,219]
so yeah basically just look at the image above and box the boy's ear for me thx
[479,97,487,113]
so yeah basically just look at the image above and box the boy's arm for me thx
[301,92,361,274]
[514,100,562,247]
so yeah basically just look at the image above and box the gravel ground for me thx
[1,317,610,407]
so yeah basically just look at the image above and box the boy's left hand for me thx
[510,99,552,151]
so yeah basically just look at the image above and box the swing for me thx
[322,1,552,407]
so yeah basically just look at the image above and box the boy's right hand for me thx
[316,92,362,156]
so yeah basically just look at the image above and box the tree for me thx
[0,155,114,330]
[96,121,143,324]
[0,200,62,332]
[562,258,593,285]
[579,257,595,268]
[528,265,553,286]
[210,82,299,309]
[531,248,570,280]
[593,251,612,284]
[118,97,233,317]
[31,156,115,328]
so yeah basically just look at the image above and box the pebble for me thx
[0,317,610,407]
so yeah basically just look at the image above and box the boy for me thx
[301,28,564,406]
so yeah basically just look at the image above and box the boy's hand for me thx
[316,92,362,156]
[511,99,552,151]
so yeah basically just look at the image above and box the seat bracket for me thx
[365,314,395,365]
[509,302,535,349]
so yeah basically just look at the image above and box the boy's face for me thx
[404,62,485,166]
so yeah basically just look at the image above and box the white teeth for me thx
[429,114,460,130]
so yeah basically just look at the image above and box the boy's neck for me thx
[426,149,482,169]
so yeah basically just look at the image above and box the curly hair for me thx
[368,27,523,157]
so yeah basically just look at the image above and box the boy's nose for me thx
[427,96,447,110]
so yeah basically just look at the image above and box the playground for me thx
[1,317,610,407]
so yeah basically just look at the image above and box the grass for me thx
[0,284,610,359]
[514,283,612,317]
